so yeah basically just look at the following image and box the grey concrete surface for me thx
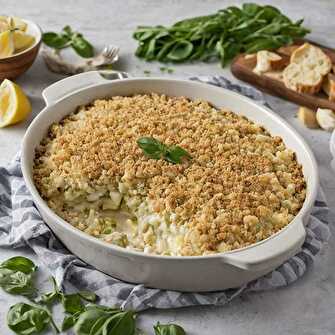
[0,1,334,334]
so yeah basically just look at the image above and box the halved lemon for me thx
[13,31,35,52]
[0,16,27,31]
[0,30,14,58]
[0,79,31,128]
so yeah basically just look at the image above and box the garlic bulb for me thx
[316,108,335,131]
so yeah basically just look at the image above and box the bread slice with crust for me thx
[253,50,286,75]
[297,106,319,129]
[283,43,332,94]
[322,73,335,102]
[283,62,323,94]
[290,43,332,75]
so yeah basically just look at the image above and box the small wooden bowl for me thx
[0,19,42,80]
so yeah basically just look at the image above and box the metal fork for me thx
[42,44,121,75]
[89,45,120,67]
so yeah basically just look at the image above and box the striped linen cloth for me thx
[0,76,331,311]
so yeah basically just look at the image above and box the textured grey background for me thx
[0,1,334,334]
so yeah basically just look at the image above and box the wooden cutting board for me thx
[231,40,335,110]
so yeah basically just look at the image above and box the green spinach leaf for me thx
[133,3,310,67]
[154,322,186,335]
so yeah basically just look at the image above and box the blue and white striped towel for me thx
[0,76,331,311]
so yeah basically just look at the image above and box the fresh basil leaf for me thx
[89,315,111,334]
[71,35,94,58]
[7,302,53,335]
[62,293,85,314]
[0,256,37,274]
[62,25,74,38]
[101,311,135,335]
[62,315,77,332]
[38,291,60,305]
[84,303,121,313]
[154,322,186,335]
[78,290,98,302]
[165,146,192,164]
[61,311,82,332]
[42,32,70,49]
[137,137,165,160]
[0,268,35,296]
[37,277,61,305]
[137,137,191,164]
[73,308,110,335]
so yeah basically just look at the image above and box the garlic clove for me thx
[316,108,335,131]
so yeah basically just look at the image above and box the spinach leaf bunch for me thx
[133,3,310,67]
[1,255,187,335]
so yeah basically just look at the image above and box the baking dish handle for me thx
[221,219,306,271]
[42,70,130,106]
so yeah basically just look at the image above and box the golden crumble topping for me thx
[33,93,306,256]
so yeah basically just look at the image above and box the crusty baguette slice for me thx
[290,42,332,76]
[322,73,335,102]
[283,62,323,94]
[316,108,335,131]
[297,106,319,129]
[253,50,286,75]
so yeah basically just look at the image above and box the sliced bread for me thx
[297,106,319,129]
[290,42,332,76]
[253,50,286,75]
[283,62,323,94]
[316,108,335,131]
[322,73,335,102]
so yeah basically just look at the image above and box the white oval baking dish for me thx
[21,71,318,292]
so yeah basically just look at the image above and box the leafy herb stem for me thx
[42,25,94,58]
[133,3,310,67]
[1,256,187,334]
[137,137,192,164]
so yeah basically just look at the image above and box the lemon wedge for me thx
[13,31,35,52]
[0,79,31,128]
[0,16,27,31]
[0,30,14,58]
[11,16,27,31]
[0,19,9,33]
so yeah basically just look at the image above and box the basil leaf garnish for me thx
[42,26,94,58]
[137,137,191,164]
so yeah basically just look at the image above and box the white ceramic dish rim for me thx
[0,18,42,60]
[21,75,319,263]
